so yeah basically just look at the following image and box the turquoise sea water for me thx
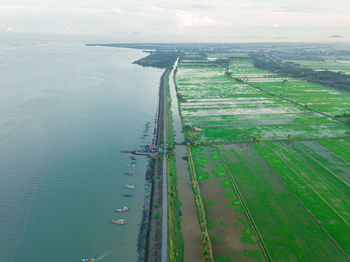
[0,42,163,262]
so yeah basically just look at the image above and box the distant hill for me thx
[328,34,343,38]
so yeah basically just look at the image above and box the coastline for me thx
[144,68,170,262]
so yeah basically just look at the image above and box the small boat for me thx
[81,258,96,262]
[115,206,129,212]
[125,184,135,190]
[125,172,133,176]
[130,161,136,164]
[112,219,127,225]
[129,156,136,160]
[128,165,136,168]
[123,194,133,198]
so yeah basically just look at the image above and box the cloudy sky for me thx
[1,0,349,42]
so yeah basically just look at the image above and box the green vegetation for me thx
[218,144,347,261]
[318,139,350,163]
[255,142,350,256]
[165,69,184,261]
[157,44,350,262]
[175,58,350,143]
[134,51,182,68]
[187,146,214,261]
[191,146,264,261]
[251,52,350,92]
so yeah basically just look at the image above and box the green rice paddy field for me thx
[176,58,350,142]
[175,55,350,261]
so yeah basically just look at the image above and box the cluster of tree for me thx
[251,52,350,92]
[166,144,175,160]
[335,113,350,125]
[133,51,183,68]
[184,125,201,144]
[335,113,350,118]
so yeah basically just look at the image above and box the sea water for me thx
[0,41,163,262]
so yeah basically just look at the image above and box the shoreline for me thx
[144,68,170,262]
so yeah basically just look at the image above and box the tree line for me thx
[250,52,350,92]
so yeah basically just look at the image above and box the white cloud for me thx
[176,10,232,27]
[56,26,73,34]
[0,24,21,33]
[111,7,123,14]
[0,5,112,15]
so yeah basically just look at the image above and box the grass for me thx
[165,68,184,262]
[218,144,347,261]
[187,145,214,261]
[171,54,350,261]
[175,58,350,143]
[191,146,264,261]
[318,139,350,163]
[254,142,350,256]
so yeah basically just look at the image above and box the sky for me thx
[1,0,350,42]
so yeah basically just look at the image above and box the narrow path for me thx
[146,68,168,262]
[161,66,168,262]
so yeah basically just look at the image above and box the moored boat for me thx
[125,184,135,190]
[128,165,136,168]
[81,258,96,262]
[123,194,133,197]
[125,172,132,176]
[112,219,127,224]
[115,206,129,212]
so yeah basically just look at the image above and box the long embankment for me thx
[145,68,169,262]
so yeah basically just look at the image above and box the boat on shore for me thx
[115,206,129,212]
[123,194,133,198]
[125,184,135,190]
[112,219,127,225]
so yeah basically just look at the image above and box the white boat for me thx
[115,206,129,212]
[112,219,127,224]
[81,258,96,262]
[125,184,135,190]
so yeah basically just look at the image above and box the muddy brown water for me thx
[198,147,265,261]
[175,145,202,262]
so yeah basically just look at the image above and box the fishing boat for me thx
[81,258,96,262]
[115,206,129,212]
[128,165,136,168]
[125,172,132,176]
[112,219,127,225]
[123,194,133,198]
[125,184,135,190]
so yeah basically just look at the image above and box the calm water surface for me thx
[0,42,163,262]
